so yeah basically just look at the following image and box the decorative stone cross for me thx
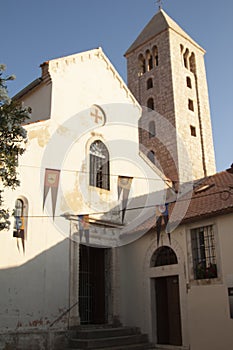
[90,104,106,126]
[91,107,103,124]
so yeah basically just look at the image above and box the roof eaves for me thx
[13,78,43,101]
[181,206,233,225]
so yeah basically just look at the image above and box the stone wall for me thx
[0,330,68,350]
[126,24,216,182]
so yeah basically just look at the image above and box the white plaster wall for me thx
[48,49,136,124]
[0,160,70,330]
[187,214,233,350]
[21,82,52,123]
[118,227,189,346]
[0,48,166,331]
[118,214,233,350]
[188,284,233,350]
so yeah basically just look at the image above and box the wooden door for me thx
[155,275,182,345]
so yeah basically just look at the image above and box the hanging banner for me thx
[78,215,89,230]
[78,215,90,243]
[43,169,60,219]
[13,216,25,252]
[117,176,133,223]
[155,203,170,245]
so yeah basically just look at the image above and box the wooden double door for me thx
[154,275,182,346]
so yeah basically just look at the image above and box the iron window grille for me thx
[151,246,178,267]
[191,225,217,280]
[89,140,110,190]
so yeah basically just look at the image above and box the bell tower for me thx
[125,9,216,183]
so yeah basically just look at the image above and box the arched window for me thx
[150,246,178,267]
[147,78,153,90]
[189,52,196,73]
[147,98,154,111]
[89,140,110,190]
[183,48,189,69]
[186,76,192,88]
[146,50,153,71]
[147,150,155,164]
[13,198,28,241]
[149,121,156,138]
[190,125,196,137]
[152,46,159,66]
[188,99,194,111]
[138,54,146,76]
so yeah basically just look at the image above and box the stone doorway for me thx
[79,244,107,324]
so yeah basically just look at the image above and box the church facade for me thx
[0,8,233,350]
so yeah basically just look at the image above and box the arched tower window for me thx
[147,150,155,164]
[188,99,194,111]
[138,54,146,76]
[146,50,153,71]
[189,52,196,74]
[152,46,159,66]
[149,121,156,138]
[183,48,189,69]
[147,98,154,111]
[186,76,192,88]
[147,78,153,90]
[89,140,110,190]
[150,246,178,267]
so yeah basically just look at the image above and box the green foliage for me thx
[0,64,30,230]
[195,262,217,280]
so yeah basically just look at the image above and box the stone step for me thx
[69,333,149,349]
[66,325,155,350]
[72,326,140,339]
[92,343,155,350]
[67,343,154,350]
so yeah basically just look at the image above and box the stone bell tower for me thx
[125,9,216,183]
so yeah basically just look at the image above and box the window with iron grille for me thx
[89,140,110,190]
[191,225,217,280]
[150,246,178,267]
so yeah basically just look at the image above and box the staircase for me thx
[66,325,155,349]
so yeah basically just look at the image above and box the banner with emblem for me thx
[155,203,170,245]
[43,169,60,219]
[117,176,133,223]
[78,215,90,243]
[13,215,25,252]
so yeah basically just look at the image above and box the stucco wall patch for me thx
[28,127,50,147]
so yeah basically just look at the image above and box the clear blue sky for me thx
[1,0,233,172]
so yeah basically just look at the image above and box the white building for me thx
[0,46,168,349]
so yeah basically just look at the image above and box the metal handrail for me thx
[48,301,78,328]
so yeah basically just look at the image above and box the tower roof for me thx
[125,9,204,56]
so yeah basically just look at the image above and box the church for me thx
[0,8,233,350]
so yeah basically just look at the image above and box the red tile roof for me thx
[120,168,233,240]
[180,167,233,223]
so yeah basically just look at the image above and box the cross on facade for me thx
[91,107,103,124]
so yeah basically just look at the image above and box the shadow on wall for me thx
[0,238,70,332]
